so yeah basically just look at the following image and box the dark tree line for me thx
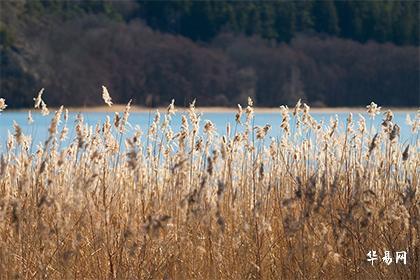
[0,1,419,108]
[10,0,420,45]
[139,0,419,45]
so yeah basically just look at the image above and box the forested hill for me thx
[139,1,419,45]
[1,1,419,108]
[12,1,420,45]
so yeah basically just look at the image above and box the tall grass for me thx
[0,97,418,279]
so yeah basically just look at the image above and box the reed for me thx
[0,91,418,279]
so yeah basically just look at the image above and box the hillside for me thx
[1,1,419,108]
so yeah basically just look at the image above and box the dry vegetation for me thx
[0,93,419,279]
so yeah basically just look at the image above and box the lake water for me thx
[0,110,417,153]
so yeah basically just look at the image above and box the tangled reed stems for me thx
[0,94,418,279]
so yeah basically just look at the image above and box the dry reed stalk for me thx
[0,98,7,111]
[0,95,418,279]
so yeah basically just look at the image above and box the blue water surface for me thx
[0,110,417,153]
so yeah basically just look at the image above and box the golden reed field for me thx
[0,89,418,279]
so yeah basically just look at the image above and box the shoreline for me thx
[4,105,418,114]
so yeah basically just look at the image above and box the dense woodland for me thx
[1,1,419,108]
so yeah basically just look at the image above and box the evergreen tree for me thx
[274,2,296,43]
[312,0,340,35]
